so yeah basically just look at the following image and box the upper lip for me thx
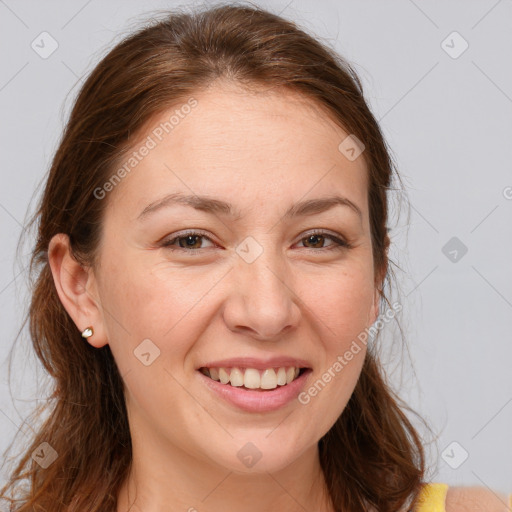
[197,356,312,371]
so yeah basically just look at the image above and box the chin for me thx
[201,435,311,475]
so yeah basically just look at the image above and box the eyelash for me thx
[160,229,352,254]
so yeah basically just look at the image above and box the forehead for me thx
[105,82,369,220]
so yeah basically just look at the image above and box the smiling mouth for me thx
[199,366,308,391]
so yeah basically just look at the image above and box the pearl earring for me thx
[81,326,94,338]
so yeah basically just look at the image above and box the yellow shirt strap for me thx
[414,483,449,512]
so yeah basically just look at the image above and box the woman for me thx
[1,4,510,512]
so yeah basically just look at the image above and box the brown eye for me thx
[176,235,204,249]
[161,231,215,251]
[302,234,327,249]
[160,229,350,255]
[297,231,350,251]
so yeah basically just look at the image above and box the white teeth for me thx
[201,366,304,390]
[219,368,229,384]
[260,369,277,389]
[244,368,261,389]
[229,368,244,387]
[276,367,287,386]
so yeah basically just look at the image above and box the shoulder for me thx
[445,486,511,512]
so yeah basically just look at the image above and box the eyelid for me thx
[296,230,351,251]
[159,228,352,254]
[159,229,217,249]
[298,228,349,243]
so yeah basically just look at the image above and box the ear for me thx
[48,233,108,348]
[368,285,380,327]
[368,232,390,326]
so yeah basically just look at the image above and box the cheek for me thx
[300,260,373,410]
[97,252,223,366]
[298,269,371,431]
[303,263,376,341]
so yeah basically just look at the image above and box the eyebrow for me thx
[137,192,363,222]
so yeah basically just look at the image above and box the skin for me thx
[445,487,510,512]
[48,81,383,512]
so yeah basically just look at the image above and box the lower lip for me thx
[197,369,312,413]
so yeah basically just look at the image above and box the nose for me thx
[222,245,301,341]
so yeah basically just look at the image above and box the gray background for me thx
[1,0,511,497]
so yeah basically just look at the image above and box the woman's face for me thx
[89,82,380,473]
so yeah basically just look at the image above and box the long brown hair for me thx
[1,3,434,511]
